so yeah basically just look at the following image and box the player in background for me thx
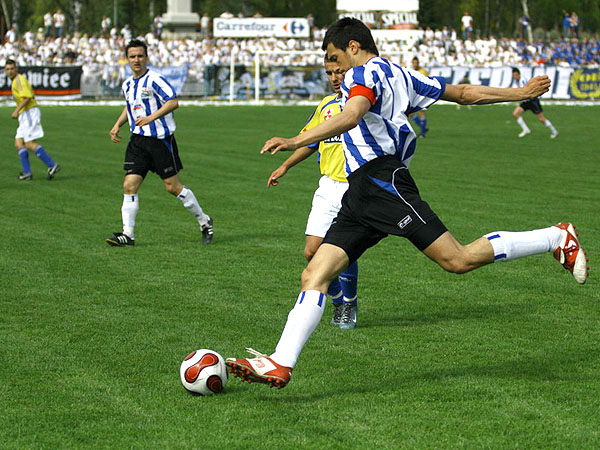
[4,59,61,181]
[410,56,429,138]
[511,68,558,138]
[226,18,588,389]
[107,39,213,246]
[265,56,359,329]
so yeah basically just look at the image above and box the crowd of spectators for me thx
[1,22,598,83]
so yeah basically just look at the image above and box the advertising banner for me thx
[428,66,600,100]
[337,0,419,29]
[213,18,310,38]
[0,66,82,98]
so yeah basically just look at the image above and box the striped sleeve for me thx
[405,68,446,112]
[342,63,382,104]
[152,74,176,101]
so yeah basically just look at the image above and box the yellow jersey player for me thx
[4,59,60,180]
[411,56,429,138]
[264,56,359,329]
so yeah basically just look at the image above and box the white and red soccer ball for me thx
[180,349,228,395]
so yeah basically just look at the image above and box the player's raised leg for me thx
[25,141,60,180]
[536,112,558,138]
[226,243,349,388]
[163,174,213,244]
[423,224,588,283]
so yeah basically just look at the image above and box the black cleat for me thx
[105,232,135,246]
[18,172,33,181]
[201,217,214,245]
[47,164,61,180]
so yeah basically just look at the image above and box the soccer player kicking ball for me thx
[106,39,213,247]
[511,68,558,139]
[226,18,588,389]
[265,56,359,329]
[4,59,61,181]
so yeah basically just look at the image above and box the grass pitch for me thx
[1,104,599,449]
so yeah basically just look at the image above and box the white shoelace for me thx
[245,347,268,358]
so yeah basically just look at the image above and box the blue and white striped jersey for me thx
[340,57,446,175]
[122,69,177,139]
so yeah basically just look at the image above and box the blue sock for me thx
[35,145,55,168]
[412,116,422,128]
[327,279,343,305]
[18,148,31,174]
[420,118,427,136]
[340,261,358,304]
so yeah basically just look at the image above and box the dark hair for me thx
[125,39,148,56]
[512,67,521,74]
[5,59,16,67]
[321,17,379,56]
[412,56,419,62]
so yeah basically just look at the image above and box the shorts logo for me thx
[164,166,173,173]
[398,215,412,229]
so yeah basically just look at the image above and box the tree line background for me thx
[2,0,598,38]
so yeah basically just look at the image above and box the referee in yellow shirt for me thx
[4,59,60,180]
[264,56,359,329]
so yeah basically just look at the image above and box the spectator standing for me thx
[5,26,17,43]
[44,12,53,39]
[520,16,530,41]
[201,13,210,39]
[153,15,163,40]
[570,12,579,39]
[101,16,111,37]
[461,12,473,40]
[220,11,234,19]
[562,11,571,39]
[53,10,65,38]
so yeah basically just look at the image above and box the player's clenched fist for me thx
[523,75,551,99]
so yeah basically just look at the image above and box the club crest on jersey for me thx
[140,87,150,98]
[324,108,334,120]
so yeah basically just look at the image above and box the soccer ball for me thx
[180,349,228,395]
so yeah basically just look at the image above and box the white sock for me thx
[177,187,208,225]
[544,119,557,134]
[484,226,562,262]
[517,117,530,132]
[121,194,139,239]
[270,290,326,368]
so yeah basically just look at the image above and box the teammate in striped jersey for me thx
[106,39,213,247]
[265,57,359,329]
[227,18,587,389]
[511,68,558,138]
[4,59,60,181]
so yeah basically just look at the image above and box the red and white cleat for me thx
[553,223,589,284]
[226,348,292,389]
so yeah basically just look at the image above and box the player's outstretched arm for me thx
[110,106,128,143]
[441,75,551,105]
[261,96,371,154]
[266,146,317,187]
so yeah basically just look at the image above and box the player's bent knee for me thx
[304,247,316,262]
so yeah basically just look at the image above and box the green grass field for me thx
[1,104,599,449]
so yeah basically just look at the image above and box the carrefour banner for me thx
[123,65,188,95]
[0,66,82,98]
[428,66,600,100]
[213,18,310,38]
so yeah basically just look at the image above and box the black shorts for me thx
[323,155,448,263]
[519,98,543,114]
[124,134,183,179]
